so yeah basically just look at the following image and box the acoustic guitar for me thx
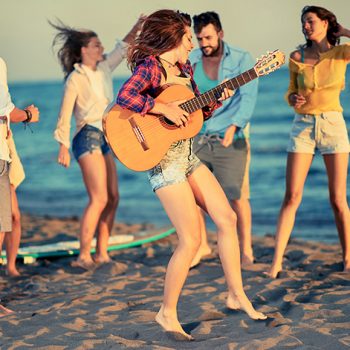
[103,49,285,171]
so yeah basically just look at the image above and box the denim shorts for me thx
[193,134,250,200]
[287,112,350,154]
[72,124,111,161]
[148,138,202,192]
[0,160,12,232]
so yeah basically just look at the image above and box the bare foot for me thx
[343,261,350,273]
[7,267,21,277]
[226,293,267,320]
[266,262,282,279]
[241,253,255,268]
[190,245,212,268]
[0,304,14,318]
[71,258,96,271]
[155,305,194,341]
[93,254,112,265]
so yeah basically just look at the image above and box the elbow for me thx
[116,94,131,109]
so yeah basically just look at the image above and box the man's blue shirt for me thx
[190,42,258,139]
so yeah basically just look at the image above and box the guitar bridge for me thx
[129,117,149,151]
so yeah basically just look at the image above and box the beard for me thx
[200,39,222,57]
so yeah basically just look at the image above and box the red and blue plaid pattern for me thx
[116,56,216,119]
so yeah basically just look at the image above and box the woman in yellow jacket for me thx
[268,5,350,278]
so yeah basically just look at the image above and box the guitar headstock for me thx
[254,49,285,76]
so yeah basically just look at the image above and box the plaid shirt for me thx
[116,56,218,119]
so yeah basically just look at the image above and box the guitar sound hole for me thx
[163,117,176,126]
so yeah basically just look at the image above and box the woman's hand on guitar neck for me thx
[218,85,234,102]
[152,100,189,128]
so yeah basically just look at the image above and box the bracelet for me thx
[23,109,32,123]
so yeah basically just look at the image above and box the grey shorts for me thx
[148,138,202,192]
[193,134,250,200]
[0,160,12,232]
[287,112,350,154]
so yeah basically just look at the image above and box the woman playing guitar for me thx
[116,9,267,340]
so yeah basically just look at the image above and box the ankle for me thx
[95,252,109,259]
[271,259,283,267]
[159,305,177,319]
[78,254,93,262]
[228,290,246,300]
[241,244,253,253]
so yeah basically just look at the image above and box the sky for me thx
[1,0,349,82]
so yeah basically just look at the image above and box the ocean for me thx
[8,67,350,243]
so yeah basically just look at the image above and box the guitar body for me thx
[103,84,204,171]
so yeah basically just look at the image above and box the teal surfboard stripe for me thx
[106,227,175,252]
[0,228,176,260]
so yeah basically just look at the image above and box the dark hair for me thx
[127,9,191,71]
[193,11,222,34]
[49,19,97,79]
[301,6,340,47]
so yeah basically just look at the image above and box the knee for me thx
[12,207,21,224]
[216,210,237,232]
[283,191,302,208]
[91,193,108,211]
[231,198,244,211]
[329,194,347,213]
[179,232,201,255]
[107,190,119,209]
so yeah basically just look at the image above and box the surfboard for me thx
[0,227,175,264]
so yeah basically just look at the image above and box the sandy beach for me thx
[1,214,350,349]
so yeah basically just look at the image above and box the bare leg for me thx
[155,182,201,340]
[232,142,253,266]
[0,233,16,319]
[268,153,313,278]
[323,153,350,271]
[5,186,21,276]
[231,198,253,266]
[189,165,266,320]
[190,207,212,268]
[95,153,119,264]
[74,153,108,269]
[0,304,13,317]
[0,232,5,265]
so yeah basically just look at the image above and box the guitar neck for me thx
[180,67,258,113]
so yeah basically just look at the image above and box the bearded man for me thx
[190,11,258,267]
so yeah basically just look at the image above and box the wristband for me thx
[24,109,32,123]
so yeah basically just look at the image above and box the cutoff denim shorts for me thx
[287,111,350,154]
[148,138,202,192]
[72,124,111,161]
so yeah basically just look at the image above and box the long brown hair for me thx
[49,20,97,79]
[301,6,340,48]
[128,9,191,71]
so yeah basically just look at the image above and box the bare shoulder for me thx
[290,50,302,62]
